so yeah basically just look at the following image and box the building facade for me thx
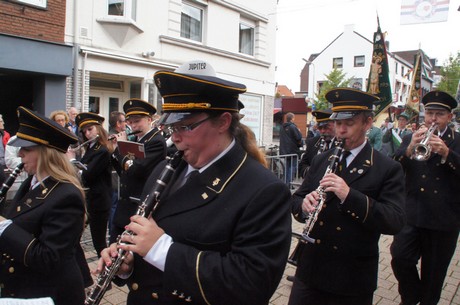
[65,0,278,144]
[299,24,435,123]
[0,0,72,133]
[0,0,278,145]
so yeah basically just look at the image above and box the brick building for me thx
[0,0,73,133]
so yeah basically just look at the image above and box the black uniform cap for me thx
[123,99,157,119]
[326,88,379,120]
[422,90,457,112]
[76,112,105,129]
[312,108,333,126]
[9,106,78,153]
[154,60,247,125]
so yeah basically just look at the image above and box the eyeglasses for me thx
[164,116,211,135]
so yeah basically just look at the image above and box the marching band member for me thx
[0,107,86,305]
[289,88,405,305]
[109,99,166,243]
[97,60,292,304]
[298,108,337,178]
[73,112,112,257]
[391,90,460,305]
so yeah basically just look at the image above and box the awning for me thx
[273,108,282,114]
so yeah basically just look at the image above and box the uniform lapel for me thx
[7,178,60,218]
[339,142,373,186]
[155,144,247,221]
[442,127,455,147]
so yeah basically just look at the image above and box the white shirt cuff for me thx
[143,233,173,271]
[0,219,13,236]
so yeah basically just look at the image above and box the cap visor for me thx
[159,112,196,125]
[317,121,330,127]
[330,112,358,120]
[8,137,39,148]
[424,105,450,111]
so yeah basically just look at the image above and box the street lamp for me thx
[302,58,316,100]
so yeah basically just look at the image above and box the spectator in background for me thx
[0,114,11,178]
[107,111,127,238]
[280,112,303,185]
[50,110,72,132]
[5,135,29,195]
[67,107,79,135]
[382,112,412,157]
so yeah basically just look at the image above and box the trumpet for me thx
[411,123,439,161]
[107,130,141,141]
[69,135,100,152]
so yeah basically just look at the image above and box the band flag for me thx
[366,16,392,116]
[401,0,450,25]
[405,52,422,121]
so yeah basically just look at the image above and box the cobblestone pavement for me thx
[82,219,460,305]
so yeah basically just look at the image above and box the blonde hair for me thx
[230,113,268,168]
[49,110,69,125]
[36,146,85,199]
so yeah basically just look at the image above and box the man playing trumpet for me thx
[289,88,405,305]
[391,90,460,305]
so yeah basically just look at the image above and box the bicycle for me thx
[261,144,286,183]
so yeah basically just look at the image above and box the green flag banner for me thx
[367,17,392,116]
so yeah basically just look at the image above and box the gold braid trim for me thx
[17,132,49,145]
[196,251,212,305]
[425,102,452,110]
[163,103,212,111]
[363,196,370,223]
[24,238,37,267]
[79,120,101,128]
[331,105,370,111]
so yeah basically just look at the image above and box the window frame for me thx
[354,55,365,67]
[239,20,255,56]
[107,0,137,21]
[333,57,343,69]
[180,1,204,42]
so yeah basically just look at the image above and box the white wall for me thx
[65,0,278,144]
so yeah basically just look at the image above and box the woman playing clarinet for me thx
[0,106,86,305]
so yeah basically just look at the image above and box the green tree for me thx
[313,68,353,110]
[437,51,460,97]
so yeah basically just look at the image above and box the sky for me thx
[275,0,460,93]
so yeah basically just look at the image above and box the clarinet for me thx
[85,151,184,305]
[316,137,326,155]
[0,163,24,204]
[301,140,344,243]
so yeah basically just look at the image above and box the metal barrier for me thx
[265,153,299,186]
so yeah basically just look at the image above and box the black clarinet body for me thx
[287,141,344,266]
[0,163,24,204]
[85,151,184,305]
